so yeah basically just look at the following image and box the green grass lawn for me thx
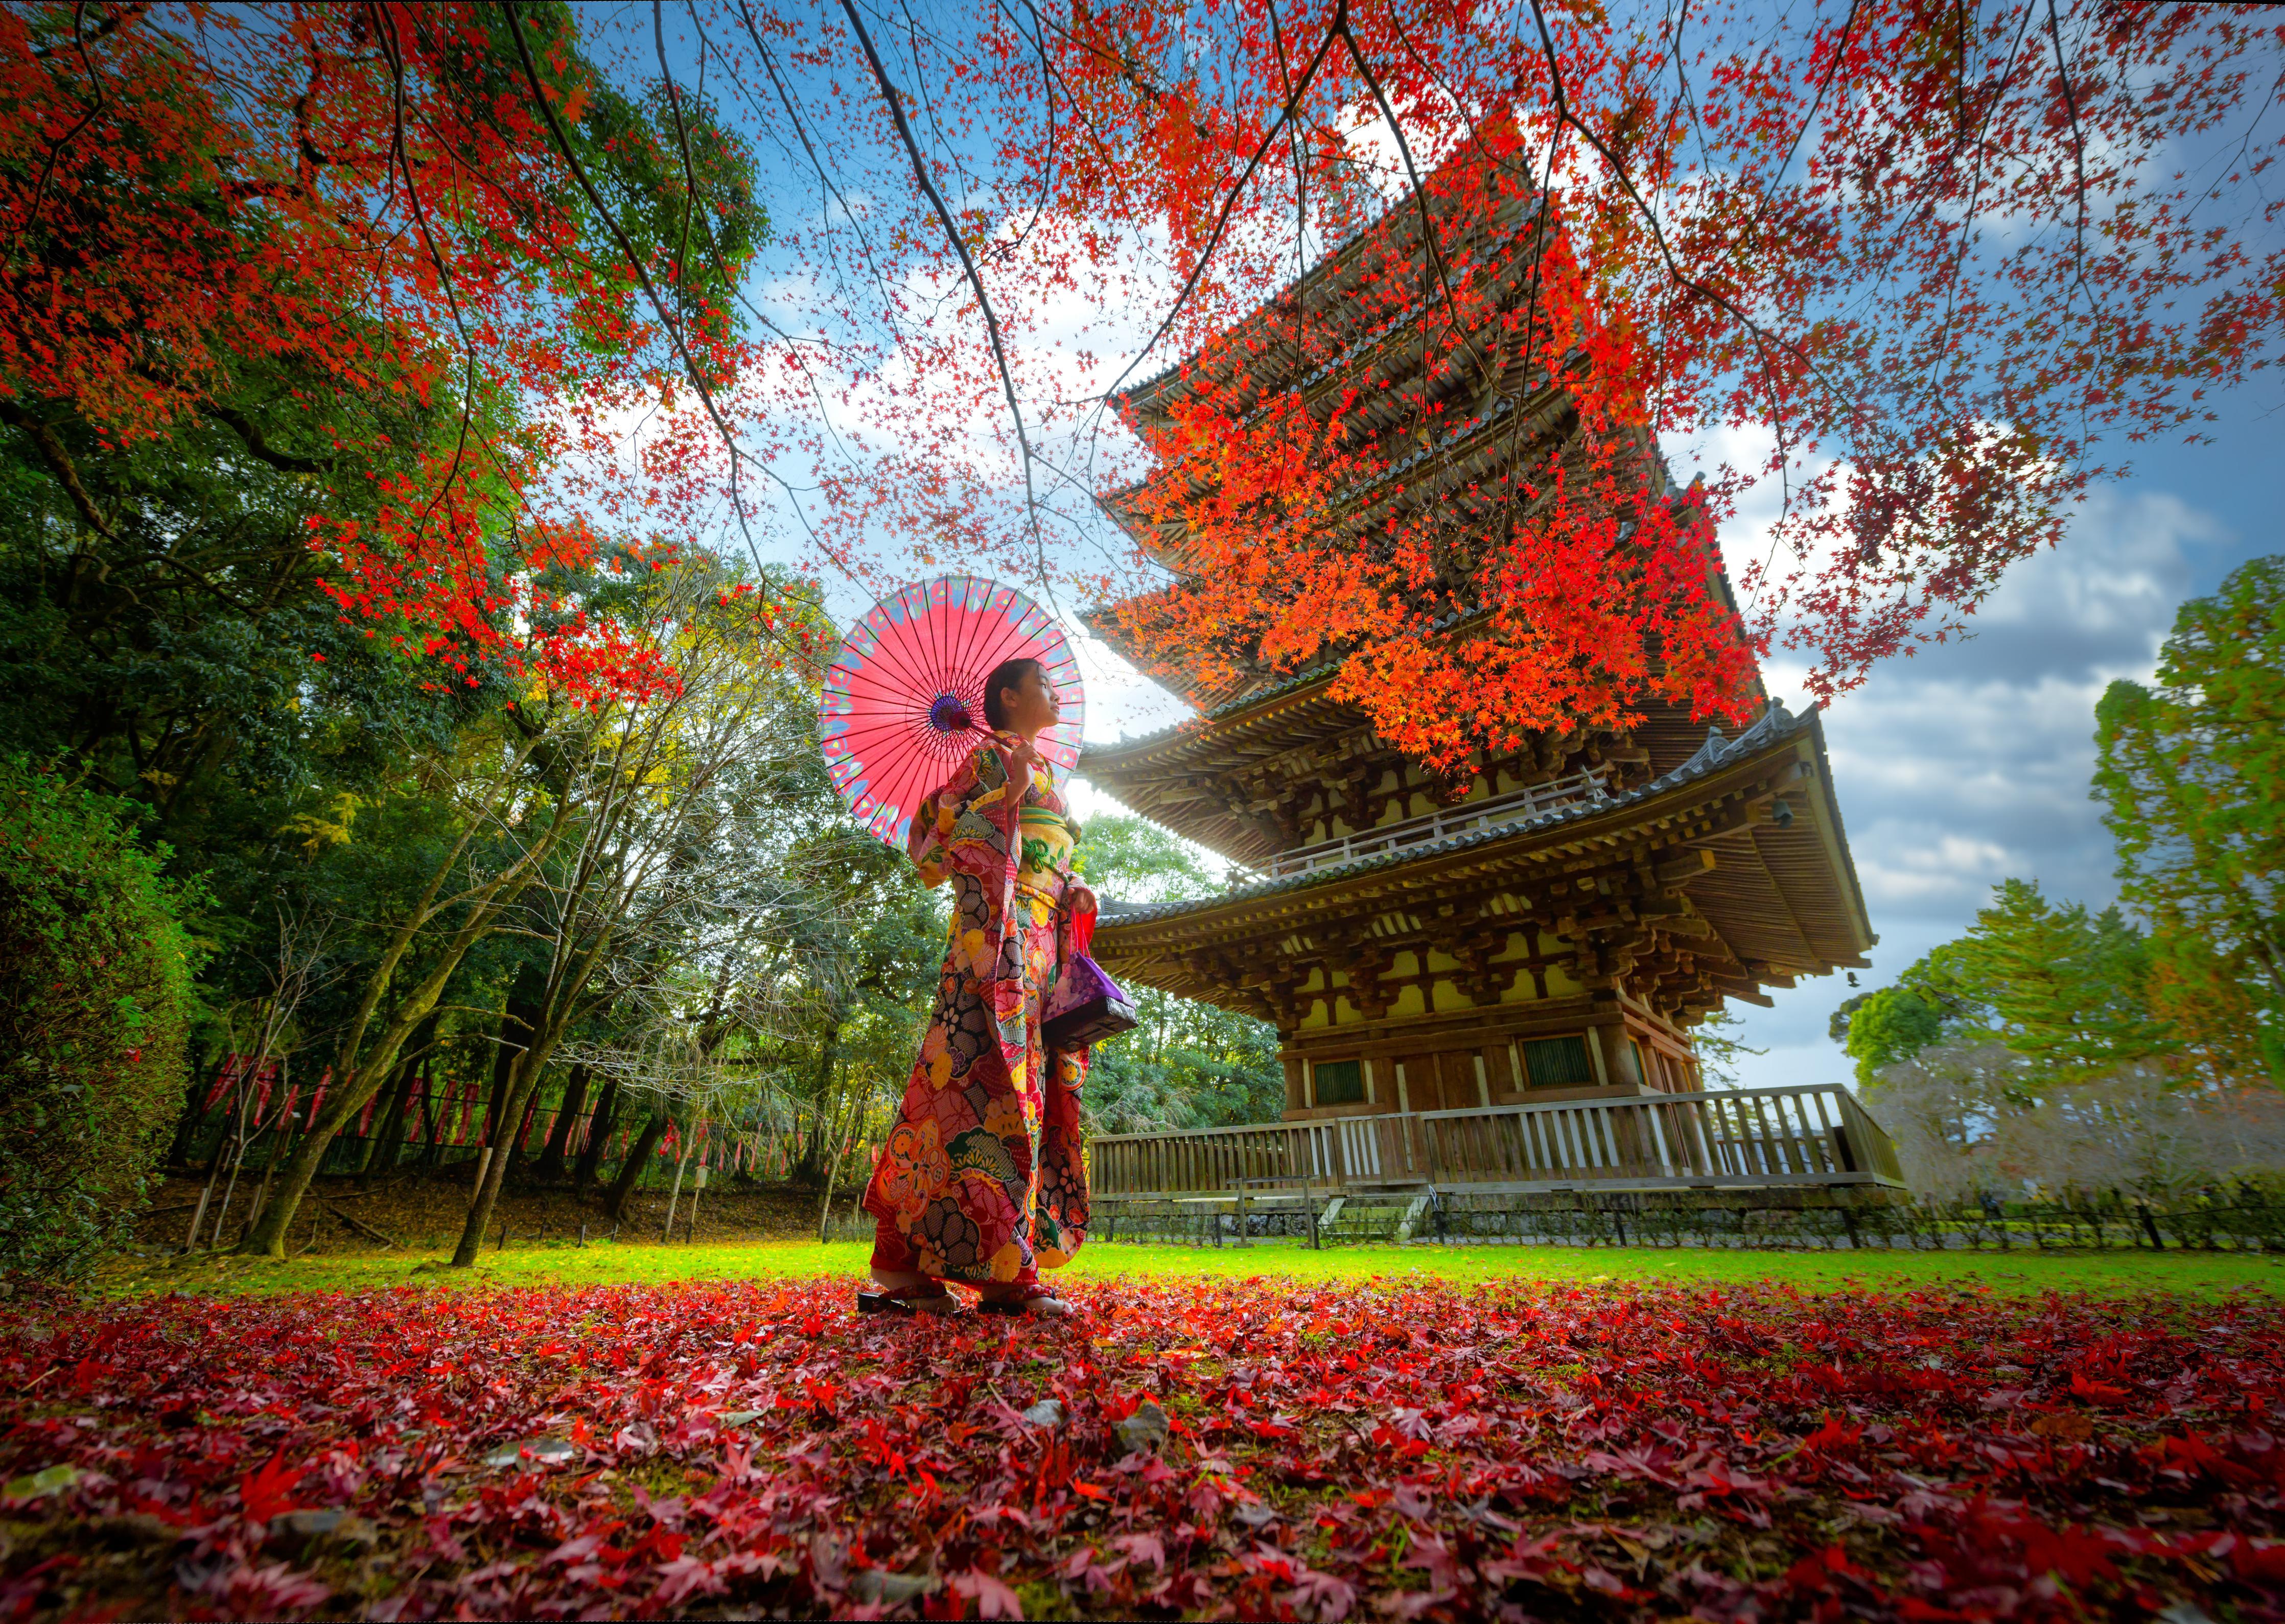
[99,1234,2284,1299]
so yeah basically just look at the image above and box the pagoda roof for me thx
[1118,151,1543,423]
[1078,643,1768,866]
[1091,700,1873,1004]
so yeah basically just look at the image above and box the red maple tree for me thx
[681,0,2284,761]
[2,1,786,704]
[9,3,2277,751]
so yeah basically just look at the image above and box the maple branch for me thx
[25,1,113,227]
[1264,1,1313,345]
[369,3,485,527]
[837,0,1049,582]
[1090,3,1348,413]
[1,402,116,540]
[203,402,338,475]
[730,0,903,332]
[1371,9,1569,576]
[2042,0,2097,311]
[505,1,760,545]
[30,0,144,60]
[989,0,1060,255]
[1521,0,1871,597]
[1333,18,1498,396]
[654,2,702,317]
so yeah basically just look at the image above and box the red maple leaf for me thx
[237,1452,307,1524]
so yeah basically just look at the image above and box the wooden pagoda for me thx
[1081,149,1878,1147]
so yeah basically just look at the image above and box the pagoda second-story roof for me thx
[1077,644,1767,866]
[1091,700,1874,1014]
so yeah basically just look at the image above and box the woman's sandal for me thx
[856,1283,960,1316]
[975,1286,1074,1318]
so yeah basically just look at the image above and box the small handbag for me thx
[1043,949,1138,1051]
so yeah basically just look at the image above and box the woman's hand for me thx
[1064,879,1097,915]
[1005,736,1045,783]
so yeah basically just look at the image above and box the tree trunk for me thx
[796,1022,843,1184]
[236,933,496,1256]
[232,747,575,1258]
[416,1062,445,1170]
[360,1018,432,1185]
[183,1065,251,1252]
[243,1054,292,1245]
[483,962,548,1150]
[359,1060,415,1187]
[605,1112,668,1222]
[534,1064,590,1184]
[167,1058,220,1170]
[508,1076,545,1171]
[572,1077,618,1193]
[662,1132,694,1241]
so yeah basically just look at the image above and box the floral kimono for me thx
[861,732,1092,1286]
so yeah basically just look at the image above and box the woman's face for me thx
[998,664,1061,736]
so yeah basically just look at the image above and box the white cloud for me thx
[1718,481,2229,1090]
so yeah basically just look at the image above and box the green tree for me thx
[2094,554,2285,1080]
[1831,985,1956,1088]
[1837,879,2170,1090]
[0,761,199,1273]
[1074,814,1286,1132]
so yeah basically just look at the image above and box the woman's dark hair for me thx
[982,656,1043,732]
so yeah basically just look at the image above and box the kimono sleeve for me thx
[906,741,1019,887]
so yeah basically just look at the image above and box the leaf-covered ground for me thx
[4,1276,2282,1620]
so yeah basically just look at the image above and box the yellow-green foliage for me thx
[0,759,198,1274]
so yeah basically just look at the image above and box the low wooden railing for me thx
[1087,1084,1905,1198]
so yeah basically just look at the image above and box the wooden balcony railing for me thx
[1261,767,1613,878]
[1087,1084,1905,1198]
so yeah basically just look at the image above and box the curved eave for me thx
[1081,665,1776,867]
[1093,704,1874,1010]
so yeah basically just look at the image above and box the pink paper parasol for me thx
[818,576,1085,845]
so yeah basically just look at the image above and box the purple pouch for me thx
[1043,951,1138,1051]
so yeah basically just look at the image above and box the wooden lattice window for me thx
[1313,1059,1365,1105]
[1520,1035,1595,1088]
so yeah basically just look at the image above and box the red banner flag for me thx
[201,1054,241,1115]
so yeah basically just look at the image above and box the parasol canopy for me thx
[818,576,1085,845]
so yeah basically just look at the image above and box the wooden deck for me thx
[1087,1082,1905,1198]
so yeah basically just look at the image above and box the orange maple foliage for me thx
[691,0,2282,763]
[1,1,780,705]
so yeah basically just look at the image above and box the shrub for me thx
[0,759,198,1274]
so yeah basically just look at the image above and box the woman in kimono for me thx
[857,656,1096,1318]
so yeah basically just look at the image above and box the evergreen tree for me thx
[2094,554,2285,1081]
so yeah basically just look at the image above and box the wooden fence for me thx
[1087,1083,1905,1198]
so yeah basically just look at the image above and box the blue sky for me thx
[1721,393,2276,1088]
